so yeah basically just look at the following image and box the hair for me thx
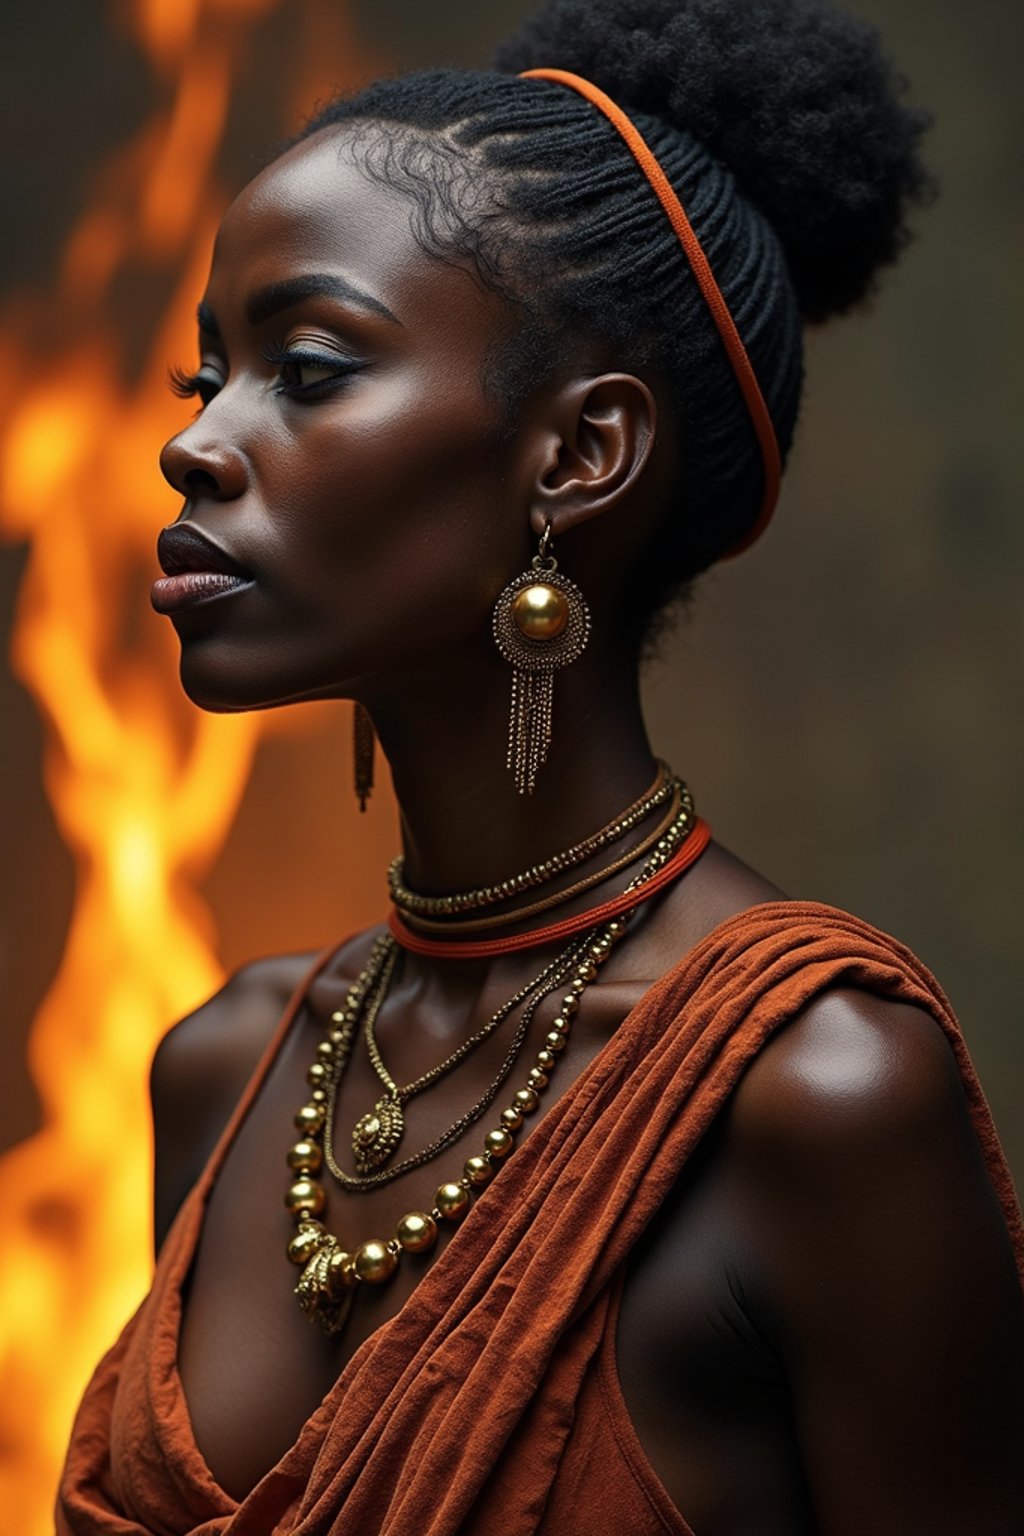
[296,0,931,647]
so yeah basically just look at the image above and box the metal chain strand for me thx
[320,795,694,1190]
[398,785,684,936]
[387,762,673,916]
[284,788,701,1332]
[322,938,591,1190]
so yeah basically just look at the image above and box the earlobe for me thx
[531,373,657,538]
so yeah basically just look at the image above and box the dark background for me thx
[2,0,1021,1188]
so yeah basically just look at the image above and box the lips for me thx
[152,523,255,615]
[157,523,251,579]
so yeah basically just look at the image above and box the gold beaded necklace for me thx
[286,927,607,1336]
[284,801,698,1337]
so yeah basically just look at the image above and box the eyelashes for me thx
[167,363,224,408]
[167,364,205,400]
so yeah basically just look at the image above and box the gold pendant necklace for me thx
[286,926,606,1335]
[284,799,700,1335]
[348,951,403,1172]
[328,939,585,1189]
[351,1095,404,1173]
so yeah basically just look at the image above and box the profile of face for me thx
[157,130,536,714]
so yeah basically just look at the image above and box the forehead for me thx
[206,127,505,334]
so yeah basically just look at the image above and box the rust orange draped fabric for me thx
[57,902,1024,1535]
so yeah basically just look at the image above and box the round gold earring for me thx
[492,522,591,794]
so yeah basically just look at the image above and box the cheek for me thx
[257,377,520,650]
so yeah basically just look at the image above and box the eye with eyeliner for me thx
[260,343,367,398]
[166,345,365,408]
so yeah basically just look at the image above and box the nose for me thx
[159,420,249,501]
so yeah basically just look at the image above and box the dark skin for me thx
[153,128,1024,1533]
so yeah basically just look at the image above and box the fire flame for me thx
[0,3,381,1527]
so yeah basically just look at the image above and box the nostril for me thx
[158,430,248,500]
[183,467,221,496]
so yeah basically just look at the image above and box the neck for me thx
[365,644,658,898]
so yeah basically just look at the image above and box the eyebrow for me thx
[197,274,401,339]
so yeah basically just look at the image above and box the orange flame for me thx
[0,3,382,1527]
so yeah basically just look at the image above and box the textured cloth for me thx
[57,902,1024,1535]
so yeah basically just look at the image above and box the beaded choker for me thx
[388,760,672,917]
[389,814,711,959]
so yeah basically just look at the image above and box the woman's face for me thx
[157,128,530,712]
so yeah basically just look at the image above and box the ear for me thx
[529,374,657,540]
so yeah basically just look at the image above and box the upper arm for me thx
[150,954,312,1253]
[731,987,1024,1534]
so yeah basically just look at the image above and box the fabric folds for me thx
[57,901,1024,1535]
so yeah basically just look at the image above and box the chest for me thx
[174,974,797,1519]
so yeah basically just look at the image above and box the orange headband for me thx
[521,68,782,556]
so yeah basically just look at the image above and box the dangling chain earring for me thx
[492,521,591,794]
[353,702,375,812]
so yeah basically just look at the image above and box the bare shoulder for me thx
[151,952,314,1110]
[730,984,968,1162]
[150,952,319,1248]
[712,991,1024,1526]
[720,981,1022,1327]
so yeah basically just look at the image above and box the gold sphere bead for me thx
[464,1155,494,1186]
[435,1181,471,1221]
[500,1106,523,1131]
[396,1211,438,1253]
[511,582,569,641]
[307,1061,328,1087]
[354,1239,398,1285]
[545,1031,567,1053]
[484,1128,514,1160]
[561,995,579,1015]
[570,978,587,994]
[285,1178,325,1216]
[326,1249,356,1298]
[330,1010,345,1024]
[286,1226,324,1265]
[316,1040,335,1061]
[577,962,598,982]
[528,1068,549,1089]
[549,1015,569,1034]
[287,1139,322,1174]
[294,1102,325,1134]
[514,1087,540,1113]
[536,1049,556,1072]
[310,1089,327,1106]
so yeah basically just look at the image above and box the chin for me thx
[177,640,349,714]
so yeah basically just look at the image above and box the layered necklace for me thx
[284,770,707,1336]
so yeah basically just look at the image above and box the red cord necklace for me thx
[388,818,712,959]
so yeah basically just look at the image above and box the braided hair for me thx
[298,0,931,641]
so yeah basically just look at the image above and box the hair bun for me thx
[494,0,932,321]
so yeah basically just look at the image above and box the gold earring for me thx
[492,521,591,794]
[353,702,375,811]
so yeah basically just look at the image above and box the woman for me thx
[58,0,1024,1532]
